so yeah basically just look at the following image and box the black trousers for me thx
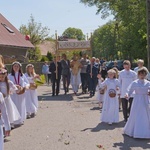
[80,73,88,92]
[47,74,52,84]
[88,77,97,95]
[62,74,70,93]
[121,97,133,121]
[52,78,60,95]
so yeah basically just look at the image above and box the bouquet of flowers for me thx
[34,74,45,86]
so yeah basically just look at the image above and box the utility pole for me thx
[146,0,150,70]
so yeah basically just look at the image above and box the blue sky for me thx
[0,0,113,36]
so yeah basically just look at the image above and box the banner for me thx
[57,40,91,50]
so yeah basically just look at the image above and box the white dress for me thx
[0,92,10,150]
[123,79,150,138]
[0,81,21,124]
[8,72,29,124]
[24,73,38,114]
[100,78,120,123]
[95,79,104,103]
[71,69,81,93]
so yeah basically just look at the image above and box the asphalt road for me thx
[4,85,150,150]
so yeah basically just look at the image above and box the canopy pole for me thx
[55,30,58,79]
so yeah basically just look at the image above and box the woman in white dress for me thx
[0,69,20,127]
[124,67,150,139]
[0,92,11,150]
[25,64,39,118]
[70,56,82,95]
[99,69,120,125]
[8,62,29,125]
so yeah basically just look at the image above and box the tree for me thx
[28,46,42,61]
[19,15,51,61]
[91,21,118,60]
[81,0,147,64]
[19,15,50,45]
[46,51,53,61]
[62,27,85,40]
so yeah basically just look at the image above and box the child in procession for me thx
[124,67,150,139]
[8,62,29,126]
[99,69,120,125]
[96,73,105,108]
[0,68,20,128]
[25,64,39,118]
[0,92,11,150]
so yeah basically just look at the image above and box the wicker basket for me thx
[99,88,105,94]
[108,89,116,98]
[29,83,37,90]
[16,85,25,95]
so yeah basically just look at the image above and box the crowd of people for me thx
[45,54,150,139]
[0,55,39,150]
[1,53,150,150]
[95,59,150,139]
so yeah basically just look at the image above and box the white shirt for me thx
[119,69,137,98]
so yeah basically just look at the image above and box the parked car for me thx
[106,60,124,71]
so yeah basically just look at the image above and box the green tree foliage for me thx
[19,15,50,45]
[92,21,119,60]
[46,51,53,61]
[80,0,147,63]
[19,15,51,61]
[41,56,49,62]
[62,27,85,40]
[28,46,42,61]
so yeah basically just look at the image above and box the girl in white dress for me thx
[25,64,39,118]
[8,62,29,125]
[99,69,120,125]
[0,69,20,128]
[124,67,150,139]
[0,92,10,150]
[96,74,104,108]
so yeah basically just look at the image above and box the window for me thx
[1,23,14,33]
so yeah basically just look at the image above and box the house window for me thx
[1,23,14,33]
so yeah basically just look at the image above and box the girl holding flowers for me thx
[25,64,39,118]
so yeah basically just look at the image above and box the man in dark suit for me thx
[60,54,71,94]
[49,56,62,96]
[86,57,99,97]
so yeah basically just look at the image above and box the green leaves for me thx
[19,15,50,45]
[62,27,85,40]
[81,0,147,63]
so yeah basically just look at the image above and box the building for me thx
[0,13,34,63]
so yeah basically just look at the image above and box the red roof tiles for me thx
[0,13,34,48]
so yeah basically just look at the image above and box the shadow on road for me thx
[38,93,74,101]
[113,134,150,150]
[81,121,125,132]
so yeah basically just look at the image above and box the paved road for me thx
[4,85,150,150]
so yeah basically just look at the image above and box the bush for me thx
[46,51,53,61]
[41,56,49,62]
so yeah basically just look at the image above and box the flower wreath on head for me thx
[0,68,7,74]
[12,61,22,67]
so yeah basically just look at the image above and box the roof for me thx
[38,40,56,55]
[0,13,34,48]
